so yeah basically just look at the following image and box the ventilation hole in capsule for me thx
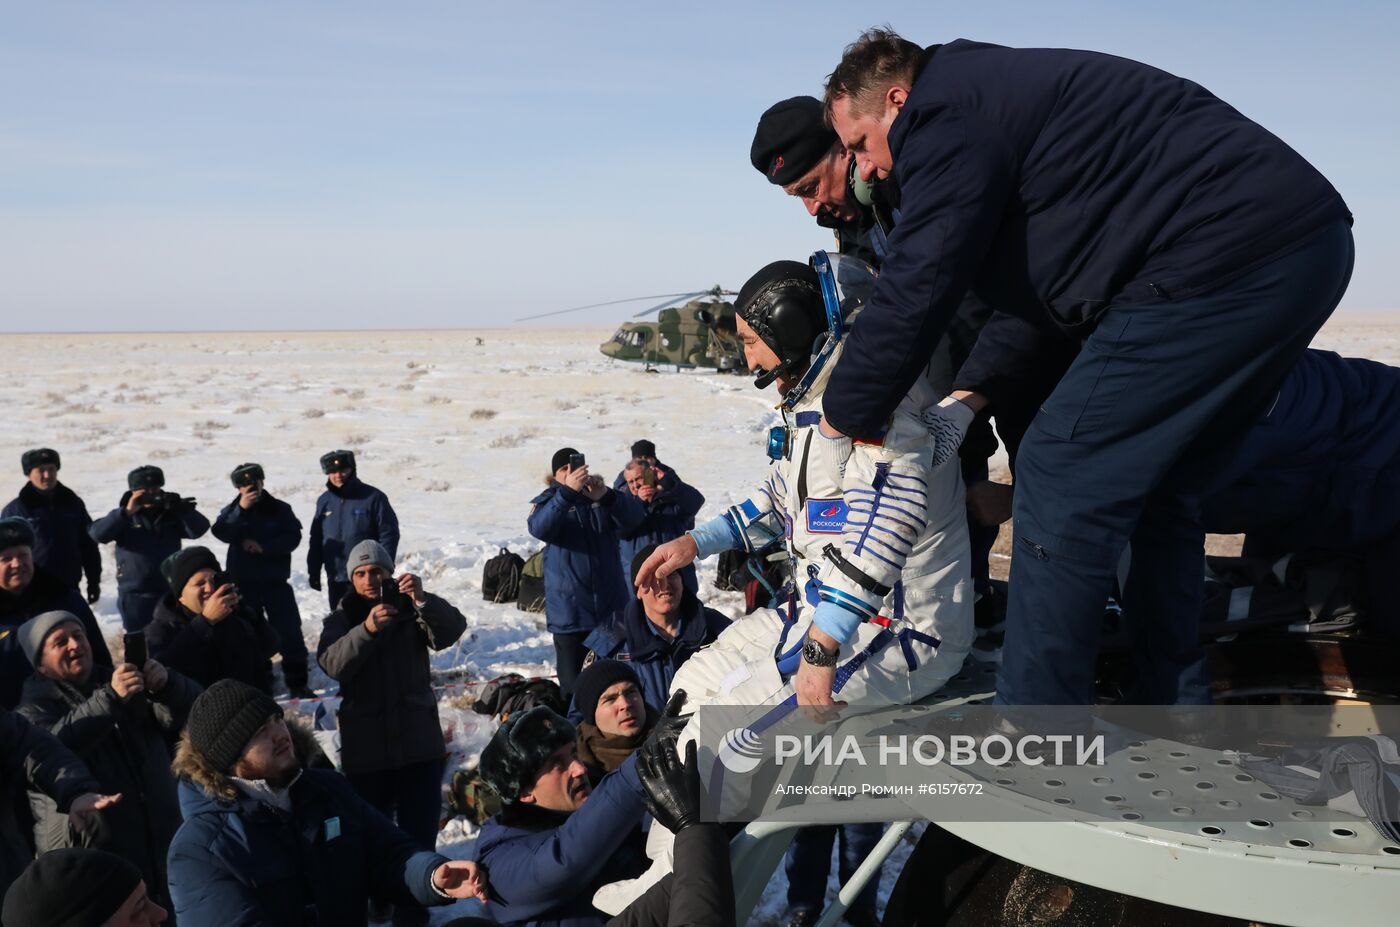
[1200,825,1224,836]
[1247,819,1272,829]
[1121,812,1142,821]
[1288,839,1313,849]
[1194,781,1215,791]
[1150,789,1172,799]
[1137,772,1157,781]
[1332,828,1356,839]
[1259,791,1279,801]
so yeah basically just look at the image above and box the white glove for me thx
[920,396,976,469]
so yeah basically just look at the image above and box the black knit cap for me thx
[161,546,220,595]
[750,96,839,186]
[230,462,265,487]
[630,439,656,459]
[186,679,283,774]
[573,660,642,725]
[21,447,59,474]
[550,447,580,473]
[0,516,36,552]
[127,465,165,491]
[478,706,577,803]
[320,449,355,474]
[2,848,141,927]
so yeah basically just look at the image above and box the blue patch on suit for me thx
[805,498,848,534]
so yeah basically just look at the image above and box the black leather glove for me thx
[85,582,100,605]
[637,736,702,834]
[308,573,322,592]
[646,689,692,752]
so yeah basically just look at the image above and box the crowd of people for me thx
[2,23,1395,927]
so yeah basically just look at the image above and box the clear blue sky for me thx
[2,1,1396,331]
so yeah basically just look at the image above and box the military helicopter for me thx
[519,286,745,372]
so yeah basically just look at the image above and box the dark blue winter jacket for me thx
[616,479,705,587]
[583,593,730,714]
[167,769,451,927]
[0,568,112,709]
[211,492,303,587]
[474,754,648,927]
[307,479,400,584]
[1202,349,1400,550]
[2,483,101,591]
[527,483,646,635]
[824,39,1351,438]
[89,493,210,596]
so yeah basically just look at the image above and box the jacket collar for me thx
[0,567,68,622]
[324,478,362,498]
[496,799,573,833]
[21,664,110,705]
[617,593,706,661]
[18,481,78,508]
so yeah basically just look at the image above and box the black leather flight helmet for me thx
[735,260,827,389]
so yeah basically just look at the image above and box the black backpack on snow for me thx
[472,673,565,721]
[516,549,546,613]
[482,547,525,603]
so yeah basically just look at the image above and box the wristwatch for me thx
[801,634,840,668]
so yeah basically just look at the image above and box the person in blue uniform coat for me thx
[2,448,101,604]
[306,450,399,610]
[89,466,209,632]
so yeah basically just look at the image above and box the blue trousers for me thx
[998,221,1355,705]
[117,590,162,632]
[241,582,307,689]
[785,823,884,918]
[347,756,445,927]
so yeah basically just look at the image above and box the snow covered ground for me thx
[3,313,1397,923]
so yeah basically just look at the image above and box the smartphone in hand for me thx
[123,631,147,668]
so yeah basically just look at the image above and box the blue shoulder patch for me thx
[804,498,848,534]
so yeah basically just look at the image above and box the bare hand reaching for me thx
[635,535,699,589]
[432,860,489,901]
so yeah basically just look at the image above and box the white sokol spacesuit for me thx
[594,253,975,914]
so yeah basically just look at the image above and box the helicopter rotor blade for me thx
[631,291,709,318]
[517,292,705,322]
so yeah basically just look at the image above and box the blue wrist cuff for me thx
[811,599,863,645]
[689,516,739,559]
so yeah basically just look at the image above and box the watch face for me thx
[803,637,839,667]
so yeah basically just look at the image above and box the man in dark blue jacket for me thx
[529,448,645,701]
[1199,349,1400,638]
[307,450,400,610]
[475,706,648,927]
[167,679,484,927]
[822,31,1354,705]
[585,545,728,715]
[0,517,112,709]
[89,466,209,632]
[212,463,310,697]
[3,448,101,604]
[617,459,704,595]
